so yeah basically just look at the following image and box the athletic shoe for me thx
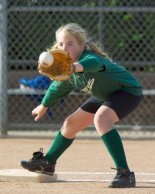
[109,167,136,188]
[20,148,56,176]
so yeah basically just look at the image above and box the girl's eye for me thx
[68,42,73,46]
[59,43,63,47]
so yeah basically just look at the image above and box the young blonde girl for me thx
[20,23,143,188]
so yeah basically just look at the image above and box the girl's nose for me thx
[63,44,68,51]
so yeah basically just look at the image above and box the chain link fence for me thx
[0,0,155,135]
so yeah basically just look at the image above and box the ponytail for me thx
[85,41,111,60]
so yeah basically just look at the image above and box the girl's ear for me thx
[80,43,85,52]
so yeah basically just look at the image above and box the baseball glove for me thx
[38,49,74,81]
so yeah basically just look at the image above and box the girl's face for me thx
[56,31,84,62]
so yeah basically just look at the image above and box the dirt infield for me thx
[0,137,155,194]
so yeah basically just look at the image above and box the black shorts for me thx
[80,90,144,119]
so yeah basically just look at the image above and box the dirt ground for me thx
[0,137,155,194]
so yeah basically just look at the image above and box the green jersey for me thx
[42,50,143,107]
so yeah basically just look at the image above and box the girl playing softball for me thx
[20,23,143,188]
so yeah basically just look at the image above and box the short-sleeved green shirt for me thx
[42,50,143,107]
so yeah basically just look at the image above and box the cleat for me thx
[109,167,136,188]
[20,148,56,176]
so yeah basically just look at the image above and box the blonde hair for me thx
[51,23,110,59]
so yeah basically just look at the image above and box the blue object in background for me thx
[19,75,64,118]
[19,75,51,90]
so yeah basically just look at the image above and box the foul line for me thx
[55,171,155,183]
[57,179,155,183]
[56,171,155,176]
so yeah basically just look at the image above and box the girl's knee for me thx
[94,109,117,135]
[63,115,74,130]
[94,115,112,133]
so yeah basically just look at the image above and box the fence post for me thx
[98,0,104,48]
[0,0,8,136]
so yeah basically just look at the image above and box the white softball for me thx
[39,51,54,66]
